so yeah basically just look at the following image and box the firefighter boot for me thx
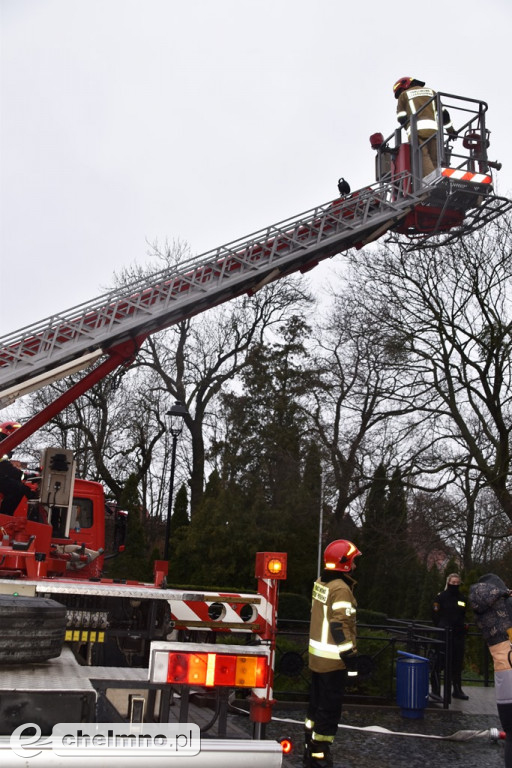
[310,740,334,768]
[303,726,313,767]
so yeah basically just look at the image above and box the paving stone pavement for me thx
[226,687,505,768]
[259,697,506,768]
[110,684,506,766]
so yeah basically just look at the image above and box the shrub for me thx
[278,592,311,622]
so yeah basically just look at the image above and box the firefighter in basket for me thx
[393,76,456,177]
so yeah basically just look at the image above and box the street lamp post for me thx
[164,400,188,561]
[317,472,324,578]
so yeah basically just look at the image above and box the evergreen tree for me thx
[418,564,443,621]
[106,473,153,582]
[194,316,319,593]
[402,556,430,621]
[368,468,401,615]
[357,464,388,610]
[167,483,190,582]
[174,469,258,588]
[375,467,409,616]
[289,441,322,594]
[357,466,423,618]
[171,484,189,531]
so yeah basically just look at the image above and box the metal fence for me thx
[273,618,492,709]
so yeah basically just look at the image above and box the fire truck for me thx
[0,91,510,766]
[0,456,288,766]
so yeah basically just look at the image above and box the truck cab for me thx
[0,450,108,580]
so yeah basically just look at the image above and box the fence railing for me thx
[273,618,492,709]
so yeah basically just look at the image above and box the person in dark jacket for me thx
[469,574,512,768]
[431,573,469,699]
[0,421,35,516]
[0,457,34,515]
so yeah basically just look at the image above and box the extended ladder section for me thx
[0,181,428,399]
[0,92,509,407]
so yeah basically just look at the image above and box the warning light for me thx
[280,737,293,754]
[268,558,283,575]
[166,651,268,688]
[150,641,271,687]
[254,552,287,580]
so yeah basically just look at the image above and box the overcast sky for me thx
[1,0,511,338]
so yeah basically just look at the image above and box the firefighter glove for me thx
[340,649,358,676]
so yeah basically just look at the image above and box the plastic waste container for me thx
[396,650,429,718]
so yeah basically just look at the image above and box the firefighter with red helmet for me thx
[0,421,35,515]
[393,77,453,178]
[304,539,361,768]
[0,421,21,442]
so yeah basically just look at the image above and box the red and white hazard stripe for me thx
[442,168,492,184]
[169,591,272,638]
[252,578,278,705]
[256,578,277,637]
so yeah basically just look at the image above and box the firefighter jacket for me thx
[308,571,357,674]
[397,86,438,136]
[432,585,467,635]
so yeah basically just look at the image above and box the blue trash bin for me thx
[396,651,429,718]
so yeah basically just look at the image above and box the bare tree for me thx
[134,283,310,514]
[350,211,512,523]
[308,285,415,523]
[24,242,310,517]
[27,364,167,512]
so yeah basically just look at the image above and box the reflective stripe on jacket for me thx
[308,575,357,674]
[397,87,438,134]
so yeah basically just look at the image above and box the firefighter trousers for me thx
[307,669,346,739]
[418,129,437,176]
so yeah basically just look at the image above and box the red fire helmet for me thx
[393,77,425,99]
[324,540,362,572]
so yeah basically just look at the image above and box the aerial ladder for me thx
[0,92,510,455]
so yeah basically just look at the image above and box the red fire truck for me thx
[0,91,509,766]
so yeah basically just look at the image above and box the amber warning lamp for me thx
[255,551,287,580]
